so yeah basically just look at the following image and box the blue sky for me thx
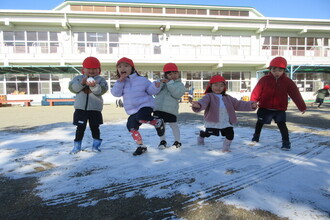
[0,0,329,19]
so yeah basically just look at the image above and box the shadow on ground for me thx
[0,176,285,220]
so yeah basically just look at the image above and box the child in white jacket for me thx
[111,57,165,156]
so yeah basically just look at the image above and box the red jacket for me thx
[250,73,306,112]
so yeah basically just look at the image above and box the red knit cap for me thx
[324,85,330,90]
[205,75,226,94]
[163,63,178,72]
[82,56,101,74]
[117,57,135,69]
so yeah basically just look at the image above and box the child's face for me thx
[166,71,180,80]
[270,67,285,79]
[117,62,133,76]
[211,82,226,94]
[83,68,99,77]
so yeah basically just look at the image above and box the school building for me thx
[0,1,330,105]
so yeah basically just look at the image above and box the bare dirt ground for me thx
[1,102,329,220]
[1,102,329,132]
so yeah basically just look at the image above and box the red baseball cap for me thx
[163,63,178,72]
[117,57,135,69]
[82,56,101,74]
[205,75,226,94]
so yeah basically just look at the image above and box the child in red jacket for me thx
[250,57,307,151]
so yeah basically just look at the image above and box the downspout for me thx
[64,13,72,30]
[62,13,72,66]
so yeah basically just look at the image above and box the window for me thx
[221,36,240,56]
[141,7,152,13]
[261,36,330,57]
[109,33,120,42]
[106,6,116,12]
[75,32,156,56]
[6,83,16,94]
[202,72,217,80]
[3,31,60,54]
[94,6,105,12]
[152,33,160,43]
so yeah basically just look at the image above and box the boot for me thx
[222,139,232,152]
[158,140,167,149]
[133,144,147,156]
[70,141,82,154]
[92,139,102,152]
[281,140,291,151]
[172,141,182,148]
[251,133,260,142]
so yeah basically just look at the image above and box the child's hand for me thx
[81,76,88,85]
[86,81,96,87]
[154,81,161,88]
[251,102,258,109]
[160,79,169,83]
[191,101,201,108]
[119,72,129,82]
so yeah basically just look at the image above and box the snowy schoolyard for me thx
[0,119,329,219]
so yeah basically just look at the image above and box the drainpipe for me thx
[61,13,72,65]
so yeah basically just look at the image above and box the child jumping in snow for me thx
[191,75,257,152]
[68,56,108,154]
[111,57,165,156]
[250,56,307,151]
[154,63,185,149]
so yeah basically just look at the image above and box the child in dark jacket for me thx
[68,56,108,154]
[192,75,257,152]
[250,56,307,151]
[311,85,330,108]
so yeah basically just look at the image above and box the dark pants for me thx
[154,111,177,123]
[126,107,154,131]
[200,127,234,141]
[315,98,324,107]
[73,109,103,141]
[254,108,289,142]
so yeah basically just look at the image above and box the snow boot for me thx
[70,141,82,154]
[133,144,147,156]
[155,119,165,136]
[197,136,205,145]
[281,140,291,151]
[222,139,232,152]
[158,140,167,149]
[92,139,102,152]
[172,141,182,148]
[251,133,260,142]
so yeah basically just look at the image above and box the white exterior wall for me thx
[1,1,330,104]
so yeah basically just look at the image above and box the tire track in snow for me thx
[157,145,327,216]
[43,135,312,206]
[44,143,267,205]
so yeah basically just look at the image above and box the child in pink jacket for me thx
[191,75,257,152]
